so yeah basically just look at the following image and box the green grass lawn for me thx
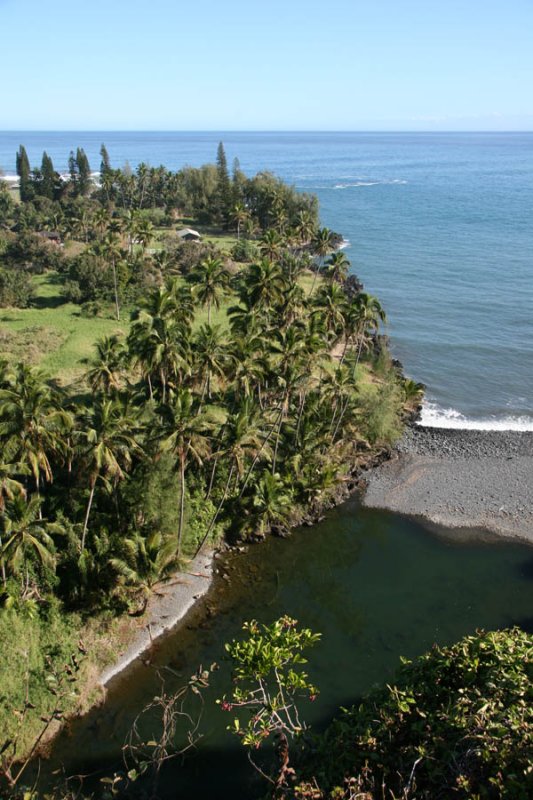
[0,267,321,384]
[0,273,129,384]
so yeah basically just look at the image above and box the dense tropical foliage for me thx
[0,144,417,786]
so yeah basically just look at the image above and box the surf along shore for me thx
[363,424,533,544]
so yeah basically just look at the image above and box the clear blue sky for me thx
[2,0,532,130]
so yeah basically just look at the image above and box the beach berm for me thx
[363,425,533,543]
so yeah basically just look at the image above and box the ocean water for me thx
[1,131,532,428]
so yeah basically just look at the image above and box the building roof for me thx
[176,227,201,239]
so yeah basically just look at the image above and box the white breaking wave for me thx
[338,238,351,250]
[418,401,533,432]
[334,181,380,189]
[333,178,408,189]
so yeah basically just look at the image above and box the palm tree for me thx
[0,495,55,591]
[0,461,26,511]
[259,229,284,262]
[93,206,111,240]
[310,227,337,292]
[295,209,316,245]
[86,334,125,394]
[311,227,337,259]
[187,256,231,324]
[192,324,231,401]
[101,232,124,320]
[156,389,214,557]
[240,259,286,310]
[323,251,350,284]
[349,292,387,366]
[110,530,179,596]
[77,398,140,552]
[135,218,154,256]
[241,470,293,539]
[128,309,190,402]
[274,282,306,329]
[123,209,142,255]
[196,398,267,555]
[0,364,71,503]
[227,333,268,401]
[136,162,150,208]
[71,207,93,243]
[312,283,348,341]
[0,463,27,586]
[231,202,250,240]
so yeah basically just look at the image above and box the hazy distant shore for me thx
[363,425,533,544]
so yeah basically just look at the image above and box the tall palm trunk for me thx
[272,393,288,474]
[81,476,97,552]
[177,453,186,557]
[194,463,235,557]
[0,533,6,587]
[35,474,42,520]
[239,406,283,497]
[295,390,307,445]
[112,258,120,321]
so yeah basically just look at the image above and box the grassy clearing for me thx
[0,273,128,383]
[0,267,321,382]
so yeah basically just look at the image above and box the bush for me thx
[0,268,34,308]
[231,238,260,263]
[295,628,533,799]
[359,380,404,444]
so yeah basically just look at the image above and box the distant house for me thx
[176,228,201,242]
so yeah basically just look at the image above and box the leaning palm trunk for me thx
[339,334,353,365]
[205,422,227,501]
[332,395,351,443]
[239,406,283,497]
[194,464,235,557]
[272,392,289,474]
[0,533,6,587]
[81,477,97,552]
[310,264,320,295]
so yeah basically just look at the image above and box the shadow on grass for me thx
[31,272,68,310]
[0,313,23,322]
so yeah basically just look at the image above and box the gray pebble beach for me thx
[363,426,533,544]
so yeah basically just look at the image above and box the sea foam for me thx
[333,178,407,189]
[418,402,533,432]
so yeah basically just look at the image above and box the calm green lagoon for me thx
[44,498,533,798]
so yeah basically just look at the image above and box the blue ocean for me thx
[1,131,532,429]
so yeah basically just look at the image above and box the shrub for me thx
[295,628,533,799]
[0,268,34,308]
[231,238,261,263]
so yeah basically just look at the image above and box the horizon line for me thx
[1,129,532,134]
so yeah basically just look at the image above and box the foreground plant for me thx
[219,616,321,793]
[294,627,533,800]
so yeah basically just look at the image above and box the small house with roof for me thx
[176,228,201,242]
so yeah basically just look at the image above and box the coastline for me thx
[363,425,533,545]
[99,551,214,687]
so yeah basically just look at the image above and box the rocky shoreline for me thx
[363,425,533,544]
